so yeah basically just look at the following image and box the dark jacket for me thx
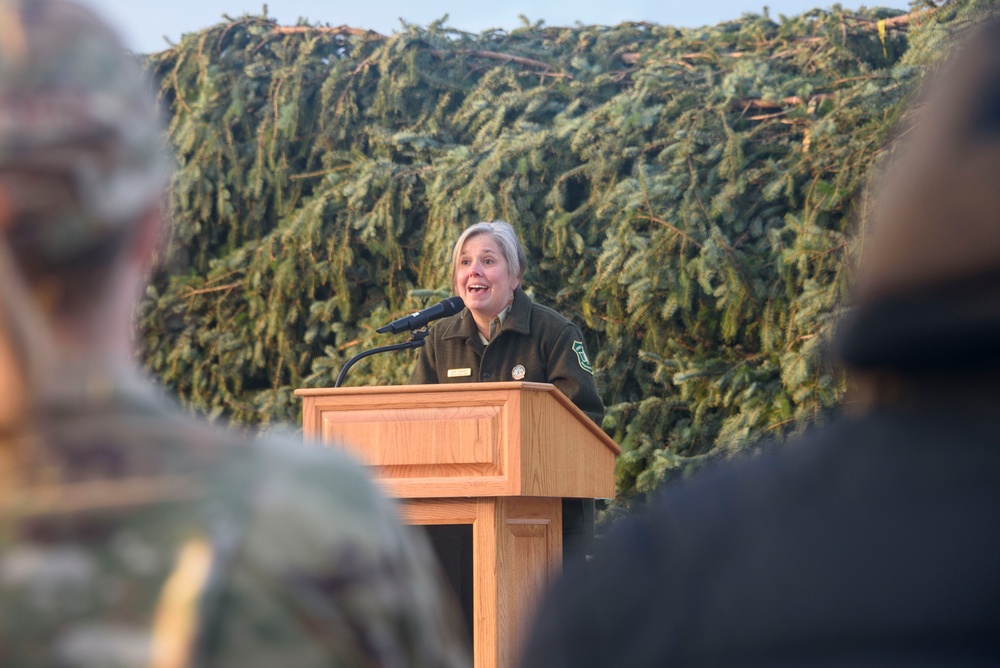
[519,403,1000,668]
[521,21,1000,668]
[409,288,605,425]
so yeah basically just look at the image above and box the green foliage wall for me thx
[139,1,984,505]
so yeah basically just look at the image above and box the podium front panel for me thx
[304,386,525,498]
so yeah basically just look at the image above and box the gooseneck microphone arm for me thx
[334,329,428,388]
[335,296,463,388]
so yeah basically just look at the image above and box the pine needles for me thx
[140,1,987,506]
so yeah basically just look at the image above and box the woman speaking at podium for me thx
[409,220,604,566]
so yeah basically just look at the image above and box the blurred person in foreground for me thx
[519,17,1000,668]
[0,0,468,666]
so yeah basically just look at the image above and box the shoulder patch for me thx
[572,340,594,374]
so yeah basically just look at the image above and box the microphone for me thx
[376,296,465,334]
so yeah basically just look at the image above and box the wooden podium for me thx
[295,381,620,668]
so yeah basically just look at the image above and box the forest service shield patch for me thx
[572,340,593,374]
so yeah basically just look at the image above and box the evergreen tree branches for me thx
[140,1,983,506]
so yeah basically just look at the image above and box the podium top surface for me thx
[295,381,621,456]
[296,380,553,397]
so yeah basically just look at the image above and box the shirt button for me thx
[482,371,493,380]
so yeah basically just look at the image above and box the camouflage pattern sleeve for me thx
[197,438,470,668]
[0,386,469,668]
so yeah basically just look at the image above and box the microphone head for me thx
[442,296,465,315]
[375,296,465,335]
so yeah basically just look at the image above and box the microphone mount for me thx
[334,328,429,388]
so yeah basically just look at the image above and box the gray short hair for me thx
[450,221,527,294]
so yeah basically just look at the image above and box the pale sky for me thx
[84,0,913,54]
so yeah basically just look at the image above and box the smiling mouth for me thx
[468,284,489,293]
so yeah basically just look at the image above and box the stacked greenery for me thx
[140,0,981,505]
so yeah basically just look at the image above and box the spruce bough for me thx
[140,1,982,508]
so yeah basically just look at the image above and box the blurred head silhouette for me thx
[837,17,1000,407]
[0,0,170,428]
[859,19,1000,299]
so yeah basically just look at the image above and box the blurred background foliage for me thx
[139,0,985,509]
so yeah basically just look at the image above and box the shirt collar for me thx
[442,288,531,342]
[479,304,512,345]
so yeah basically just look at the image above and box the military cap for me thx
[0,0,170,261]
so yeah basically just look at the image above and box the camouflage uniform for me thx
[1,376,469,668]
[0,1,468,666]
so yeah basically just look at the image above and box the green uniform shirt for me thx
[409,289,605,425]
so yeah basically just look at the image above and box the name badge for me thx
[447,368,472,378]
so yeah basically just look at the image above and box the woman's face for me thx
[456,234,518,321]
